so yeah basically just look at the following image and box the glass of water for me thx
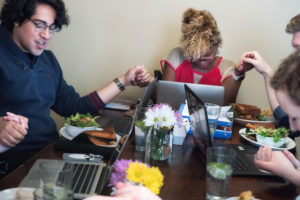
[205,103,221,142]
[39,160,74,200]
[206,146,236,200]
[134,104,150,152]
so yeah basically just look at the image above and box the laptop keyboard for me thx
[233,155,250,171]
[63,162,102,194]
[113,116,133,136]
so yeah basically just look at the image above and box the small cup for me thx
[206,146,236,200]
[39,160,74,200]
[134,104,150,152]
[205,103,221,141]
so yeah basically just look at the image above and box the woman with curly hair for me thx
[161,8,252,105]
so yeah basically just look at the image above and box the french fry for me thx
[245,123,257,129]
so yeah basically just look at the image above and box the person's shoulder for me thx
[164,47,185,69]
[167,47,184,58]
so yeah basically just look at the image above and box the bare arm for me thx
[97,65,153,104]
[221,77,242,105]
[240,51,279,111]
[162,63,176,81]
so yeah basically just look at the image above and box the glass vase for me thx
[145,127,173,162]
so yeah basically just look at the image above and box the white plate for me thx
[234,116,275,126]
[239,128,296,150]
[60,126,103,140]
[60,127,121,147]
[0,187,35,200]
[226,197,260,200]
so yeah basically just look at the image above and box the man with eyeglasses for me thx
[0,0,153,178]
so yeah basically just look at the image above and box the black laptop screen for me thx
[184,84,213,157]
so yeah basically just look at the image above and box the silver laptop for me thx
[19,119,134,199]
[156,80,224,109]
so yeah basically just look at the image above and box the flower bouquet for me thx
[109,159,164,195]
[144,103,182,161]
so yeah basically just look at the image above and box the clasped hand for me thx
[0,112,28,147]
[125,65,154,87]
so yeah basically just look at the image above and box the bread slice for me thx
[84,126,115,140]
[233,103,261,116]
[238,190,254,200]
[88,136,117,146]
[84,126,117,146]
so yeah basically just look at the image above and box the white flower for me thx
[159,104,177,129]
[144,103,181,130]
[144,107,160,128]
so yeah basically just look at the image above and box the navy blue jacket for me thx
[0,26,104,152]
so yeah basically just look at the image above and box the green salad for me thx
[66,113,100,128]
[250,126,289,142]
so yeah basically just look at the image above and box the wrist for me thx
[232,73,245,81]
[114,77,126,91]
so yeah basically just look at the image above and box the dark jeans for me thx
[0,150,37,179]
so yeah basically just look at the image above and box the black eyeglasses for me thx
[29,18,58,35]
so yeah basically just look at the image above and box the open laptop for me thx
[140,77,157,107]
[19,119,134,199]
[184,84,279,177]
[156,80,224,109]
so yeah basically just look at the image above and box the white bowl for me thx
[256,134,286,148]
[65,124,102,138]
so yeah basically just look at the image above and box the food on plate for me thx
[233,103,260,116]
[244,123,289,147]
[245,123,275,129]
[260,109,273,117]
[232,103,271,121]
[66,113,100,128]
[84,126,117,146]
[252,126,288,142]
[15,188,34,200]
[237,190,254,200]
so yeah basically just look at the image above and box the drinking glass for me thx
[206,146,236,200]
[205,103,221,142]
[134,104,150,152]
[39,160,74,200]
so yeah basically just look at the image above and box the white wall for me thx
[48,0,299,109]
[1,0,299,127]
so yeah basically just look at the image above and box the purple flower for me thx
[174,110,183,127]
[109,159,148,186]
[114,159,132,173]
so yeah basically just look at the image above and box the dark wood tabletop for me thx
[0,110,299,200]
[116,125,300,200]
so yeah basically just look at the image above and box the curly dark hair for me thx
[271,48,300,106]
[286,13,300,34]
[0,0,69,32]
[181,8,222,61]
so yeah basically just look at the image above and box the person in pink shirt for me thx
[161,8,253,105]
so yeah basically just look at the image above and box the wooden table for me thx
[0,114,299,199]
[112,125,299,200]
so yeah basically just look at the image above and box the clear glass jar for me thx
[145,127,173,163]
